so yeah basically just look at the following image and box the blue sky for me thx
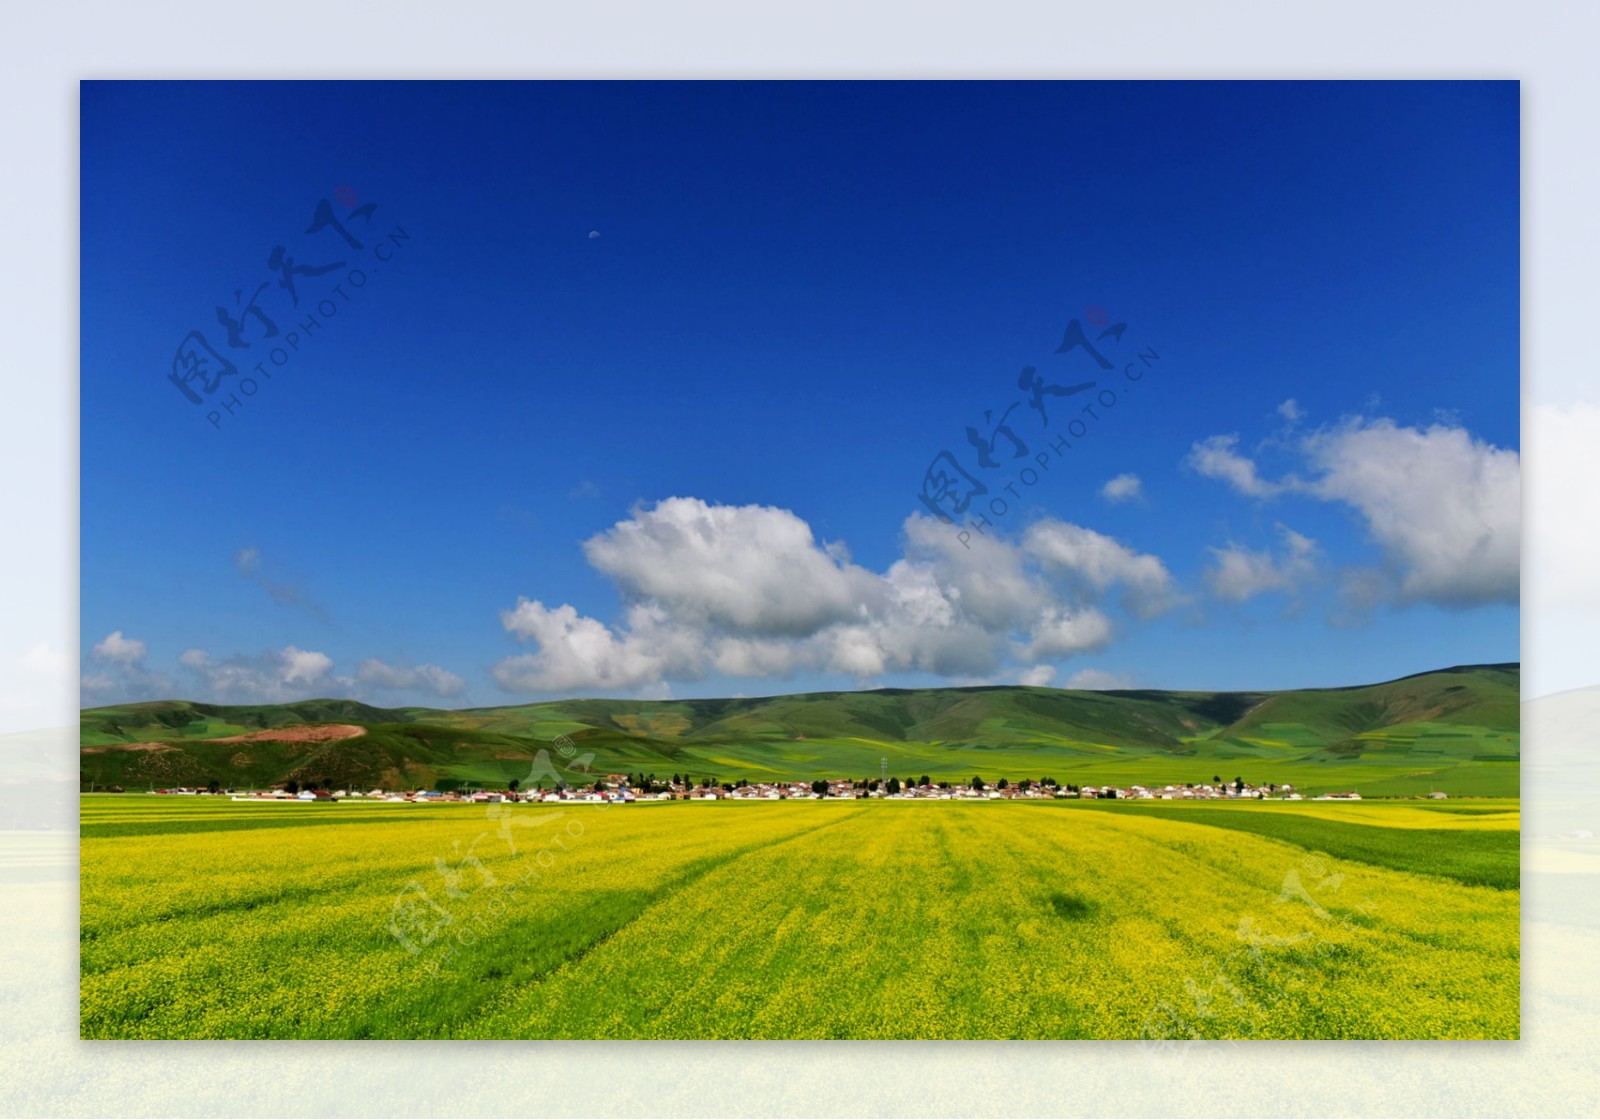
[80,80,1520,708]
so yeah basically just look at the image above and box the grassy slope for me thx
[78,664,1520,795]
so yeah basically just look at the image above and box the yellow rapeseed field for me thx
[79,797,1518,1039]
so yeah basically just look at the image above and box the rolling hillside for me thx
[78,663,1520,796]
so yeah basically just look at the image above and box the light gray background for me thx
[2,2,1595,1115]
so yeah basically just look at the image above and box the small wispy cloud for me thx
[235,547,330,623]
[1100,473,1144,504]
[1204,524,1319,603]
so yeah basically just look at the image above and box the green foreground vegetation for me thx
[80,796,1519,1039]
[79,664,1520,797]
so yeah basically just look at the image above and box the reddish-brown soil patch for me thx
[211,724,368,744]
[80,742,178,754]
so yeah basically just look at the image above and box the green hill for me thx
[78,663,1519,796]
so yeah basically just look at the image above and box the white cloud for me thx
[1278,399,1304,423]
[281,646,333,685]
[495,501,1175,694]
[91,630,147,666]
[1024,520,1177,619]
[1302,418,1518,608]
[496,601,705,693]
[1186,434,1286,498]
[1205,525,1319,602]
[80,631,173,709]
[83,639,473,707]
[1062,668,1136,691]
[582,497,879,637]
[1017,665,1056,687]
[1019,606,1114,660]
[1190,416,1519,610]
[178,645,342,703]
[356,658,468,698]
[1100,473,1144,504]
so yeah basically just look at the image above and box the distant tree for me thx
[1018,779,1032,791]
[672,773,681,786]
[700,777,711,789]
[207,780,221,794]
[938,781,950,790]
[887,777,901,795]
[998,778,1009,790]
[1234,776,1244,792]
[811,779,829,796]
[972,776,985,791]
[284,779,299,795]
[919,775,930,788]
[508,778,520,792]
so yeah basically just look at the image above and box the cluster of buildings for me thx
[160,777,1383,803]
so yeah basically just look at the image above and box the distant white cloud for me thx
[1278,398,1304,423]
[81,631,173,708]
[178,645,342,703]
[1100,473,1144,504]
[1205,525,1319,603]
[81,634,470,708]
[91,630,147,666]
[356,658,467,698]
[1190,416,1519,610]
[495,499,1177,695]
[1187,434,1287,498]
[1017,665,1056,687]
[1062,668,1136,691]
